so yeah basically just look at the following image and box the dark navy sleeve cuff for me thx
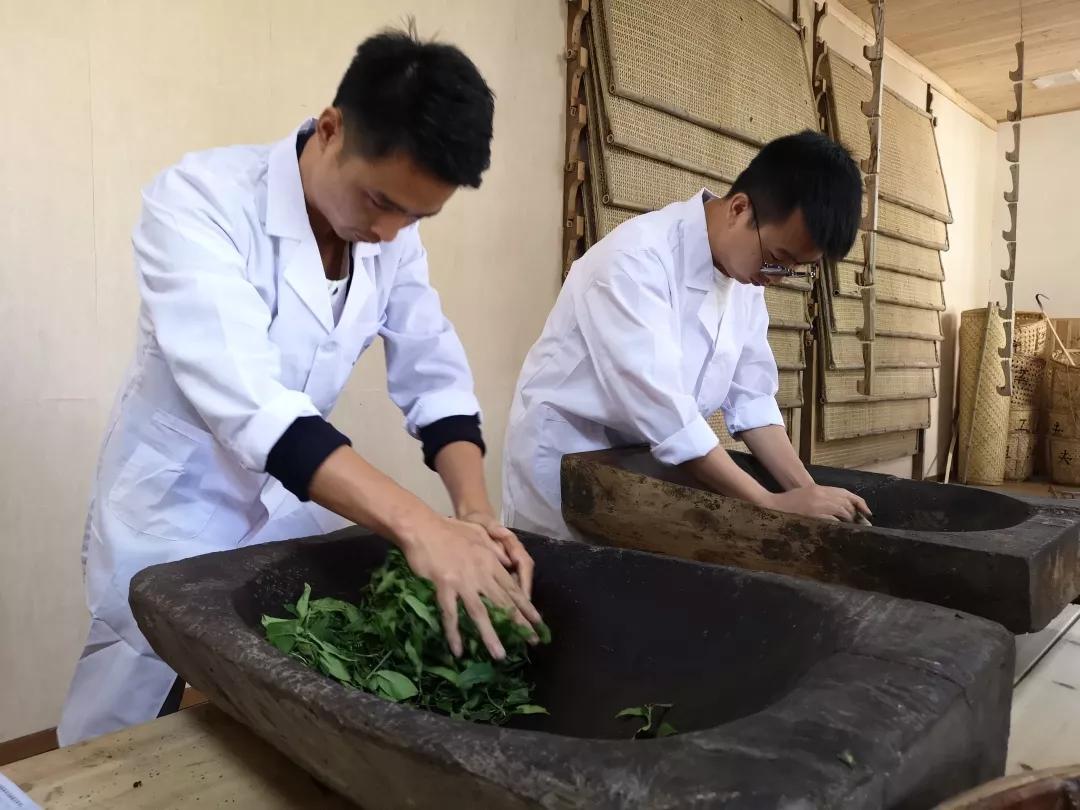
[418,414,485,471]
[266,416,352,501]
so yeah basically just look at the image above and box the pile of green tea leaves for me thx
[261,550,551,725]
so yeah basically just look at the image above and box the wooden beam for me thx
[826,1,999,130]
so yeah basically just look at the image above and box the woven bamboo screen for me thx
[810,50,951,466]
[824,52,952,223]
[577,0,816,444]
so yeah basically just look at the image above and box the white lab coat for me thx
[57,122,481,745]
[503,190,783,541]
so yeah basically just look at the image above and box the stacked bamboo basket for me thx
[1046,344,1080,486]
[1005,313,1047,481]
[958,310,1047,484]
[956,306,1011,484]
[565,0,818,453]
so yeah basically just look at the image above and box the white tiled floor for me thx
[1007,616,1080,773]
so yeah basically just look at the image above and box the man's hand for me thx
[401,514,543,660]
[458,511,535,600]
[759,484,871,522]
[306,445,543,662]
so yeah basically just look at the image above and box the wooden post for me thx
[803,1,830,465]
[562,0,591,280]
[997,39,1024,395]
[856,0,884,397]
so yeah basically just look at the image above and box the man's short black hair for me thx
[333,24,494,188]
[728,130,862,261]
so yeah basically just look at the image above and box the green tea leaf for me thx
[618,703,677,739]
[374,569,397,594]
[373,670,418,701]
[506,687,530,706]
[310,597,362,624]
[536,623,552,645]
[404,639,422,675]
[427,666,461,687]
[514,704,549,716]
[402,594,439,632]
[306,614,331,640]
[319,651,352,683]
[263,617,298,636]
[458,661,495,690]
[296,583,311,620]
[268,632,297,655]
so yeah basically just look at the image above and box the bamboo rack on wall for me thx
[998,39,1024,397]
[856,0,885,397]
[562,0,590,279]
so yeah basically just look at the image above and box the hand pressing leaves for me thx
[261,550,551,726]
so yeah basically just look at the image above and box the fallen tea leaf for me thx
[514,704,550,716]
[616,703,677,739]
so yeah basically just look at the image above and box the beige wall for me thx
[0,0,565,741]
[992,108,1080,322]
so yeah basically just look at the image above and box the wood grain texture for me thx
[1,704,352,809]
[835,0,1080,122]
[561,446,1080,632]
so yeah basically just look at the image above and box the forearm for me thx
[432,441,495,518]
[739,423,814,490]
[308,445,439,551]
[681,445,776,507]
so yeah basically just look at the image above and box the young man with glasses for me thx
[503,130,871,541]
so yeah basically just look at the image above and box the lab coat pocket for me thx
[107,415,216,541]
[533,412,605,504]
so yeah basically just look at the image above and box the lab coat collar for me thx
[682,188,723,292]
[270,121,382,333]
[265,120,384,261]
[681,189,730,346]
[266,121,315,241]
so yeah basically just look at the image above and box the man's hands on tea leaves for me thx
[400,514,543,660]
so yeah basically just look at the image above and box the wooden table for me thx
[0,705,354,808]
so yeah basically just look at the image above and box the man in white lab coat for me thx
[58,28,542,745]
[504,131,872,541]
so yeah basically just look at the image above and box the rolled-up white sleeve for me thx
[382,228,481,436]
[722,288,784,436]
[576,251,719,466]
[134,169,322,472]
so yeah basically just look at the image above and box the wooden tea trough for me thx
[131,529,1013,809]
[562,447,1080,633]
